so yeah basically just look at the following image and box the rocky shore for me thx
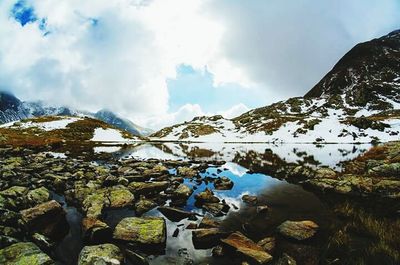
[0,141,399,264]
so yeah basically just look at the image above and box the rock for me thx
[0,186,28,209]
[134,197,157,216]
[172,228,179,237]
[203,202,230,216]
[113,217,166,247]
[83,187,134,218]
[221,232,273,264]
[177,167,198,178]
[0,242,54,265]
[274,253,297,265]
[0,209,20,226]
[256,206,269,214]
[195,188,220,204]
[242,195,258,205]
[186,223,198,230]
[82,217,112,243]
[278,220,318,240]
[125,249,149,265]
[369,163,400,177]
[214,177,234,190]
[158,206,195,222]
[27,187,51,206]
[0,236,19,249]
[199,216,221,229]
[20,200,69,240]
[32,233,55,250]
[128,181,169,195]
[192,228,228,249]
[212,245,225,257]
[257,237,275,253]
[314,168,337,179]
[78,243,124,265]
[173,184,193,199]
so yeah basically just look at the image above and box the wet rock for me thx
[214,177,234,190]
[32,233,55,250]
[192,228,228,249]
[257,237,275,253]
[82,217,112,243]
[212,245,225,257]
[128,181,169,196]
[256,205,269,214]
[274,253,297,265]
[203,202,230,216]
[0,186,28,209]
[0,242,54,264]
[221,232,273,264]
[173,184,193,199]
[125,249,149,265]
[195,188,220,204]
[134,197,157,216]
[20,200,69,240]
[278,220,318,240]
[158,206,195,222]
[0,236,19,249]
[242,195,258,205]
[369,163,400,177]
[27,187,51,206]
[113,217,166,247]
[199,216,221,229]
[78,243,124,265]
[186,223,198,230]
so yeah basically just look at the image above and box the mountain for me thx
[94,109,153,136]
[152,30,400,143]
[0,92,151,136]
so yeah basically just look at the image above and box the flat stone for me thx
[78,243,124,265]
[221,232,273,264]
[192,228,228,249]
[128,181,169,195]
[113,217,166,246]
[278,220,318,240]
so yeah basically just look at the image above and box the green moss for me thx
[0,242,54,265]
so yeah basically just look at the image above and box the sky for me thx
[0,0,399,130]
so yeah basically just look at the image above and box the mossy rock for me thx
[27,187,50,206]
[0,242,54,265]
[113,217,166,246]
[78,243,123,265]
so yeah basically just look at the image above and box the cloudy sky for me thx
[0,0,399,129]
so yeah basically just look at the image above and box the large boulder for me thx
[20,200,68,240]
[221,232,273,264]
[113,217,166,247]
[78,243,124,265]
[0,242,54,265]
[278,220,318,241]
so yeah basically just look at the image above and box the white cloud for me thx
[0,0,399,130]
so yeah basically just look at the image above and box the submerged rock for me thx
[221,232,273,264]
[242,195,258,205]
[274,253,297,265]
[192,228,228,249]
[78,243,124,265]
[0,242,54,265]
[214,177,234,190]
[278,220,318,240]
[257,237,275,253]
[113,217,166,247]
[158,206,195,222]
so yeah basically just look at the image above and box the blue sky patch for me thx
[11,0,37,26]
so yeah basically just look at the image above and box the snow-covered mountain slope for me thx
[0,116,141,146]
[152,30,400,143]
[0,93,151,136]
